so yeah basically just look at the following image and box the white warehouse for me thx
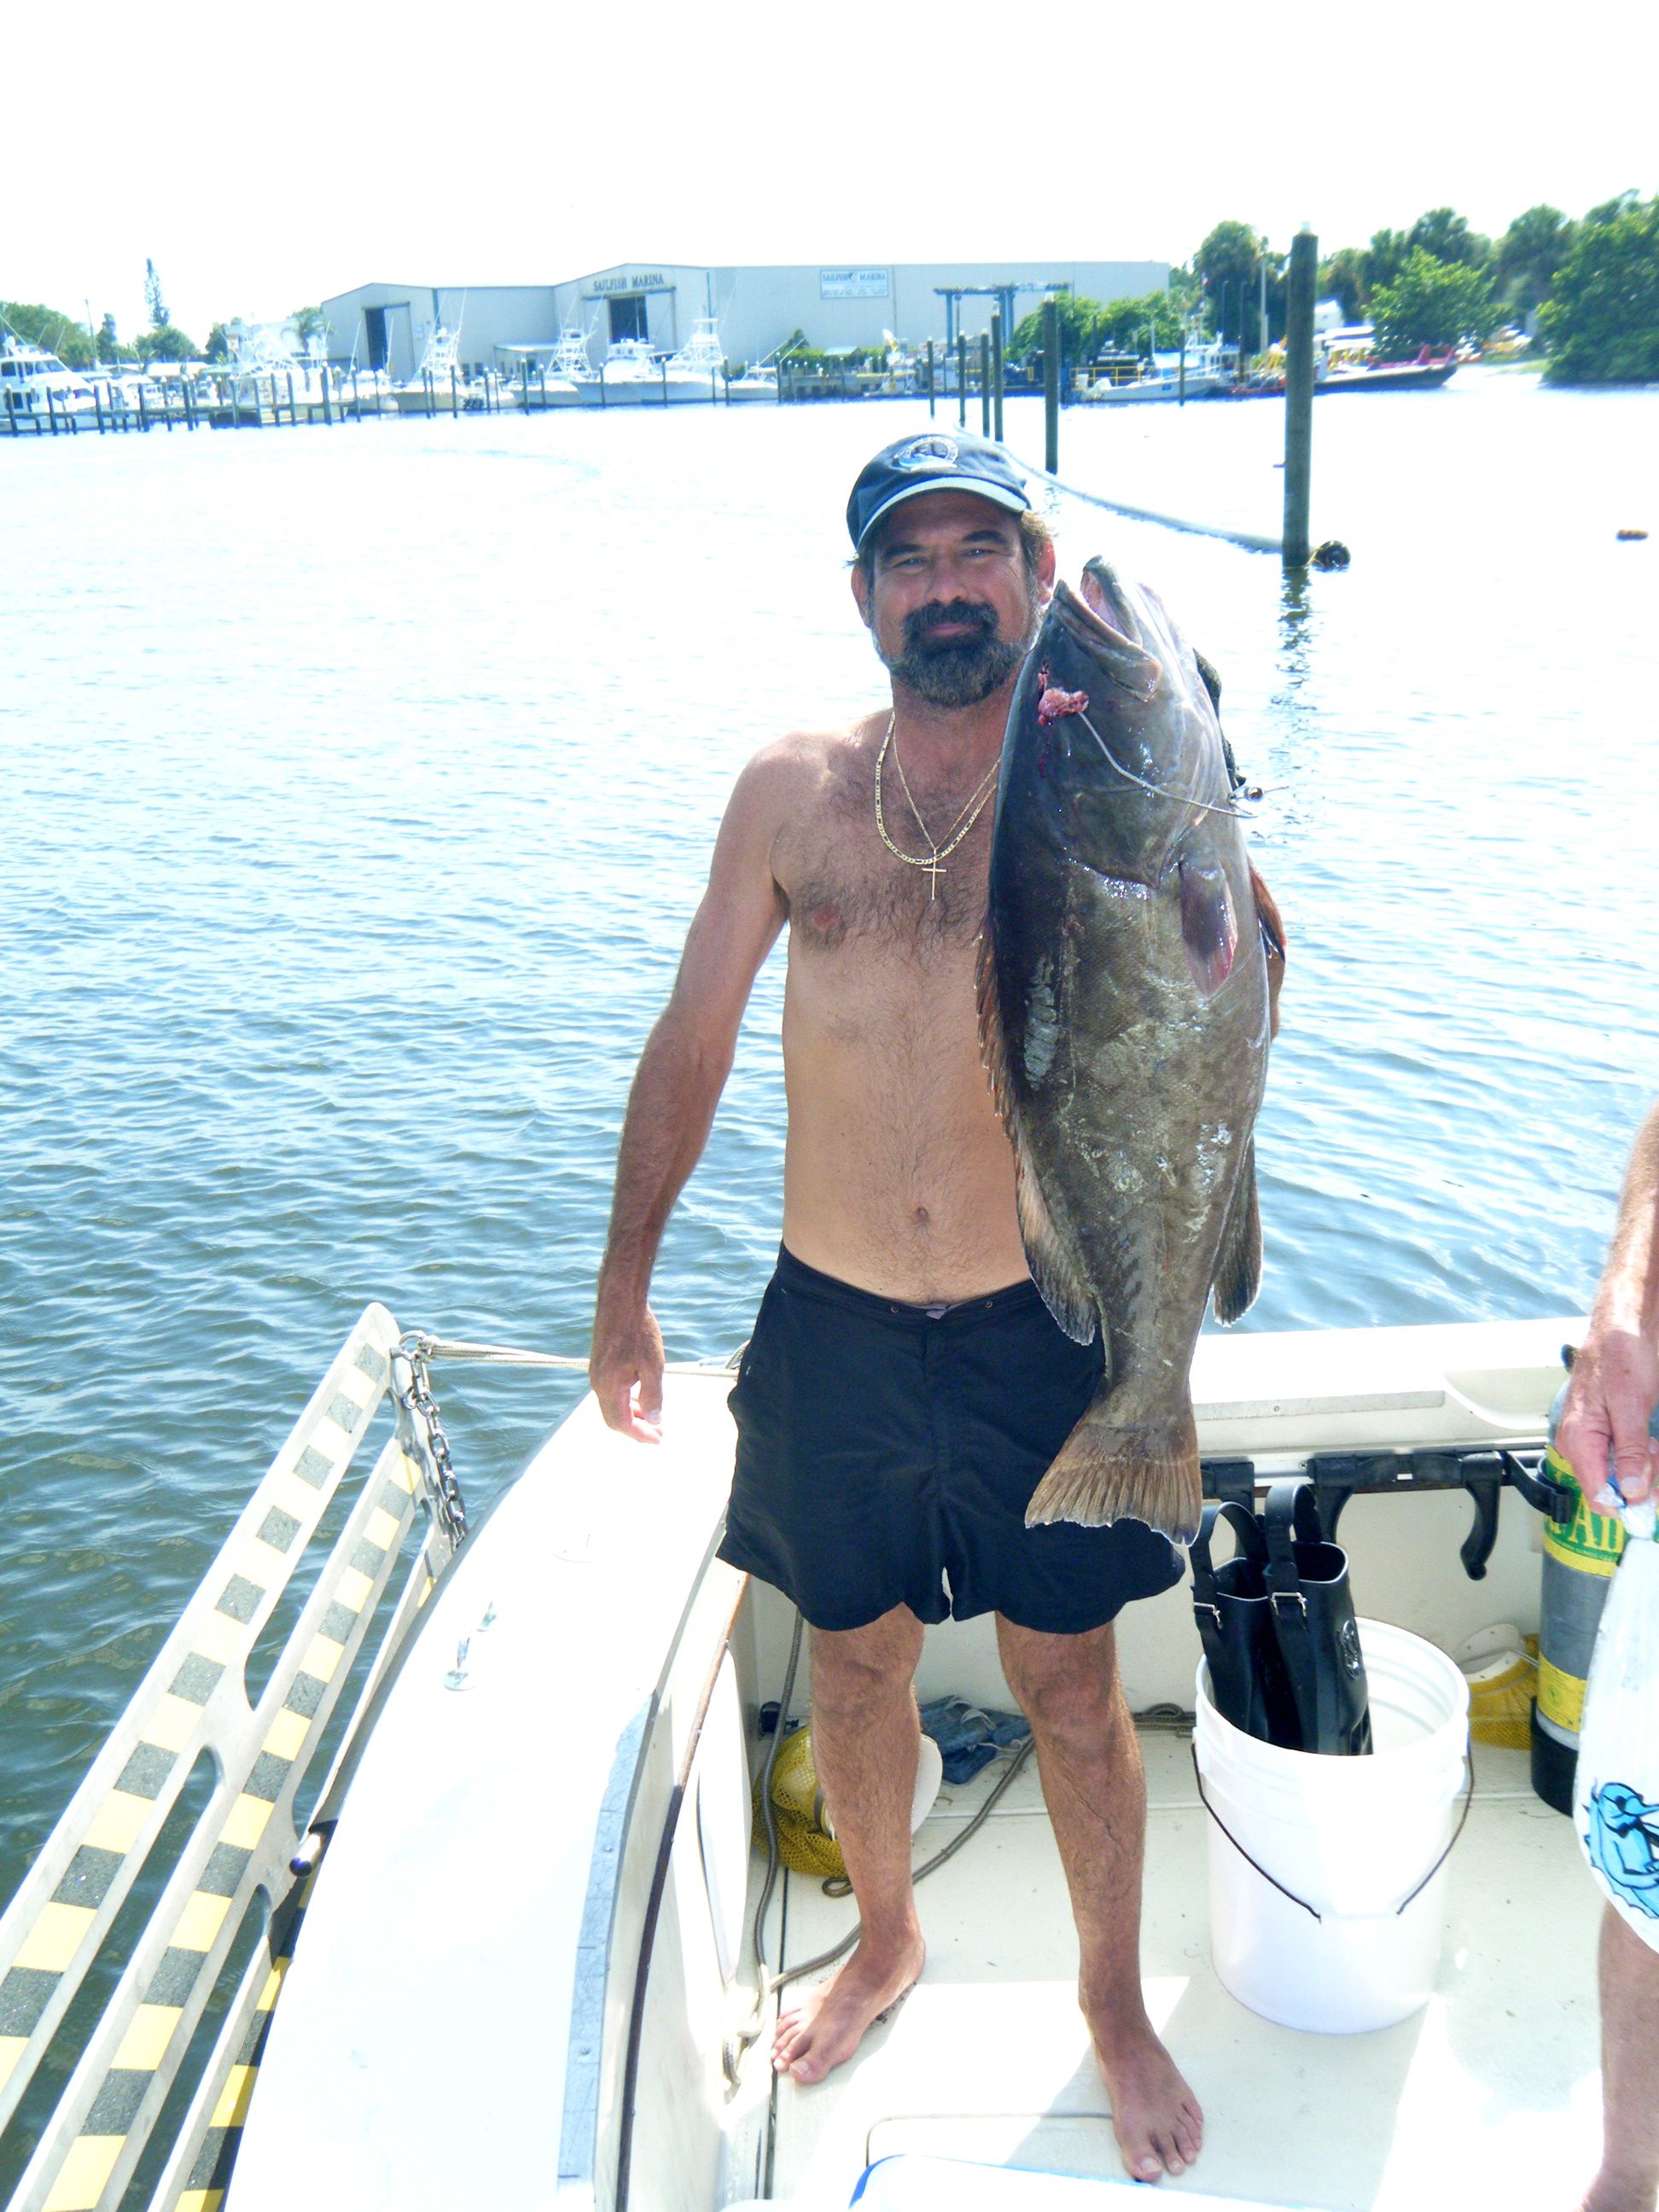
[318,259,1171,381]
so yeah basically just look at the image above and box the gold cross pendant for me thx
[926,854,943,899]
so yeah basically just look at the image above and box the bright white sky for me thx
[9,0,1655,346]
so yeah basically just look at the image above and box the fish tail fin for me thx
[1025,1394,1201,1544]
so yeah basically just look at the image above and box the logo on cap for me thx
[891,435,959,471]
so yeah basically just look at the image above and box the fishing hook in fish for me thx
[1074,707,1254,822]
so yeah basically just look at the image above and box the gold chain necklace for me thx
[872,717,1001,899]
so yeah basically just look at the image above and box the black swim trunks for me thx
[718,1246,1183,1633]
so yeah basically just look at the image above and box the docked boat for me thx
[0,336,98,423]
[1230,331,1458,399]
[655,317,731,403]
[390,323,496,414]
[727,351,783,403]
[1079,338,1231,404]
[0,1302,1611,2211]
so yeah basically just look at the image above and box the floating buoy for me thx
[1616,528,1648,541]
[1312,539,1352,569]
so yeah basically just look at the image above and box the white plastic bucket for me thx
[1193,1617,1470,2033]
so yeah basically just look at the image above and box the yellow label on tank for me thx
[1542,1444,1625,1575]
[1537,1652,1588,1733]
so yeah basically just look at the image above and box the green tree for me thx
[135,323,199,363]
[1407,207,1490,270]
[1369,250,1499,354]
[1585,189,1642,227]
[143,259,169,331]
[292,305,329,352]
[1092,289,1188,354]
[1495,205,1577,317]
[1362,228,1412,297]
[1196,221,1267,346]
[204,321,233,363]
[1318,247,1370,323]
[95,311,124,363]
[1010,292,1108,364]
[1540,197,1659,384]
[1,300,93,366]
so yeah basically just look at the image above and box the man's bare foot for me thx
[771,1933,926,2086]
[1088,2007,1203,2184]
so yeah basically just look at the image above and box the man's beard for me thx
[881,594,1035,707]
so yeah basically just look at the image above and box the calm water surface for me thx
[3,372,1656,1899]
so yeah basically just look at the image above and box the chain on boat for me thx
[0,1310,632,2212]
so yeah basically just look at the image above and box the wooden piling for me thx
[926,340,935,418]
[991,311,1004,443]
[1282,226,1317,568]
[1042,296,1060,474]
[979,335,991,436]
[957,335,968,428]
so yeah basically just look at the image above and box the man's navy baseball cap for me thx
[847,431,1030,553]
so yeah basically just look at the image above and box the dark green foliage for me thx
[1010,290,1188,367]
[1407,207,1491,270]
[204,322,233,363]
[1196,221,1271,346]
[1362,229,1412,297]
[1540,198,1659,384]
[135,323,198,363]
[1318,247,1369,323]
[1495,206,1577,314]
[1,300,92,366]
[291,306,329,351]
[143,259,169,331]
[1369,251,1500,354]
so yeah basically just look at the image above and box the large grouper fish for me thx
[976,558,1284,1545]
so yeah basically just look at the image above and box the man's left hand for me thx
[1557,1326,1659,1508]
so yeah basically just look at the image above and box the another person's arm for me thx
[590,752,792,1441]
[1557,1100,1659,1505]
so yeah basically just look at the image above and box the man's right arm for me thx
[1557,1099,1659,1505]
[589,748,795,1441]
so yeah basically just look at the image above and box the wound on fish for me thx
[1035,663,1091,727]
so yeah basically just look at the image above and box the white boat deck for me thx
[763,1733,1601,2210]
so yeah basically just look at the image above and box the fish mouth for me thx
[1050,576,1162,701]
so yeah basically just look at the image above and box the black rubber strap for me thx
[1190,1498,1266,1610]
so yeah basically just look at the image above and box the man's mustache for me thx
[902,599,1000,653]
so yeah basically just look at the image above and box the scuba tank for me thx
[1533,1380,1659,1813]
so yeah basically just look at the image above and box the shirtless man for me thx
[1557,1100,1659,2212]
[591,432,1201,2185]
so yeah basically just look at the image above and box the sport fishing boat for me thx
[655,317,731,403]
[0,1302,1609,2211]
[0,336,98,423]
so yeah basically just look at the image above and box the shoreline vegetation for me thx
[4,194,1655,390]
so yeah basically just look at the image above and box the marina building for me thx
[318,259,1170,381]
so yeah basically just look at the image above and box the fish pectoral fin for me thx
[1178,856,1239,998]
[1016,1165,1099,1348]
[978,926,1098,1348]
[1211,1142,1262,1325]
[1249,862,1287,1037]
[975,925,1015,1126]
[1025,1393,1201,1543]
